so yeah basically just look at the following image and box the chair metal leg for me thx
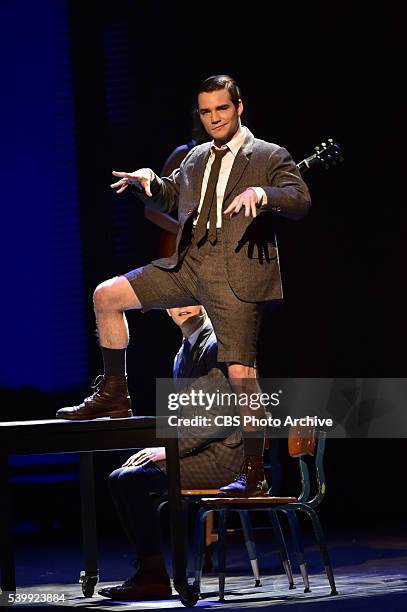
[181,499,190,575]
[239,510,261,587]
[268,511,295,589]
[193,507,208,594]
[283,510,310,592]
[299,507,338,595]
[217,510,227,601]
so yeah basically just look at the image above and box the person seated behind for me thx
[99,305,243,601]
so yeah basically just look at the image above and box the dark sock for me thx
[101,347,127,376]
[243,431,264,456]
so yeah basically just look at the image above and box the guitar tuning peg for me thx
[321,141,327,148]
[328,138,333,144]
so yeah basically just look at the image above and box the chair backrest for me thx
[288,426,316,458]
[288,426,327,507]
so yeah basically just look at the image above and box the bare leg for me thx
[226,363,266,431]
[217,363,268,497]
[93,276,142,348]
[56,276,141,420]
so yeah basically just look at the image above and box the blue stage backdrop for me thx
[0,0,87,391]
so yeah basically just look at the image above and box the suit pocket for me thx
[246,241,277,261]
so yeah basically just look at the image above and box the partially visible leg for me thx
[193,240,268,497]
[218,363,268,497]
[57,261,197,420]
[99,463,172,601]
[108,464,168,566]
[94,275,142,348]
[227,362,266,440]
[94,275,142,376]
[56,276,140,420]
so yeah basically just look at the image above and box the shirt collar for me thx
[185,316,207,349]
[212,125,246,157]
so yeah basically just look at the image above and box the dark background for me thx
[0,0,405,546]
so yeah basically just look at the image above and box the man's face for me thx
[198,89,243,146]
[167,306,205,331]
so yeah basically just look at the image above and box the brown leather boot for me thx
[56,374,133,420]
[217,456,269,497]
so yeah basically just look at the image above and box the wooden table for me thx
[0,416,199,606]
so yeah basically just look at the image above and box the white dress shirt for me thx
[194,126,267,228]
[185,317,206,349]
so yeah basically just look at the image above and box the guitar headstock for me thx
[297,139,344,175]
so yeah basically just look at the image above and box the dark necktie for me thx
[194,147,228,246]
[177,338,191,379]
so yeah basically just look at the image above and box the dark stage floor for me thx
[4,528,407,610]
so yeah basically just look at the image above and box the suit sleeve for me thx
[260,146,311,220]
[130,148,196,214]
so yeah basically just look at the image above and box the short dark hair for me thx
[196,74,242,108]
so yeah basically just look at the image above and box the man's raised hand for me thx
[110,168,154,196]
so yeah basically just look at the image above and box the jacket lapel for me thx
[191,144,212,213]
[187,128,255,217]
[181,320,213,379]
[222,128,254,206]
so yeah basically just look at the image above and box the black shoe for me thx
[98,575,172,601]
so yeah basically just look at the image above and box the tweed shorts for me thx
[124,233,263,366]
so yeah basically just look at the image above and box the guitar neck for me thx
[297,159,310,175]
[297,154,321,176]
[297,140,343,176]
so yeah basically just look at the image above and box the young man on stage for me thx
[57,74,310,497]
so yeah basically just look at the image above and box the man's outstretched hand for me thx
[110,168,154,196]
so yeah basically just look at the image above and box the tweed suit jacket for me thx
[137,128,311,302]
[156,319,243,485]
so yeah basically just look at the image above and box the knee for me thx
[108,467,136,500]
[114,465,151,493]
[93,278,118,312]
[108,467,124,492]
[227,363,256,380]
[227,363,259,396]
